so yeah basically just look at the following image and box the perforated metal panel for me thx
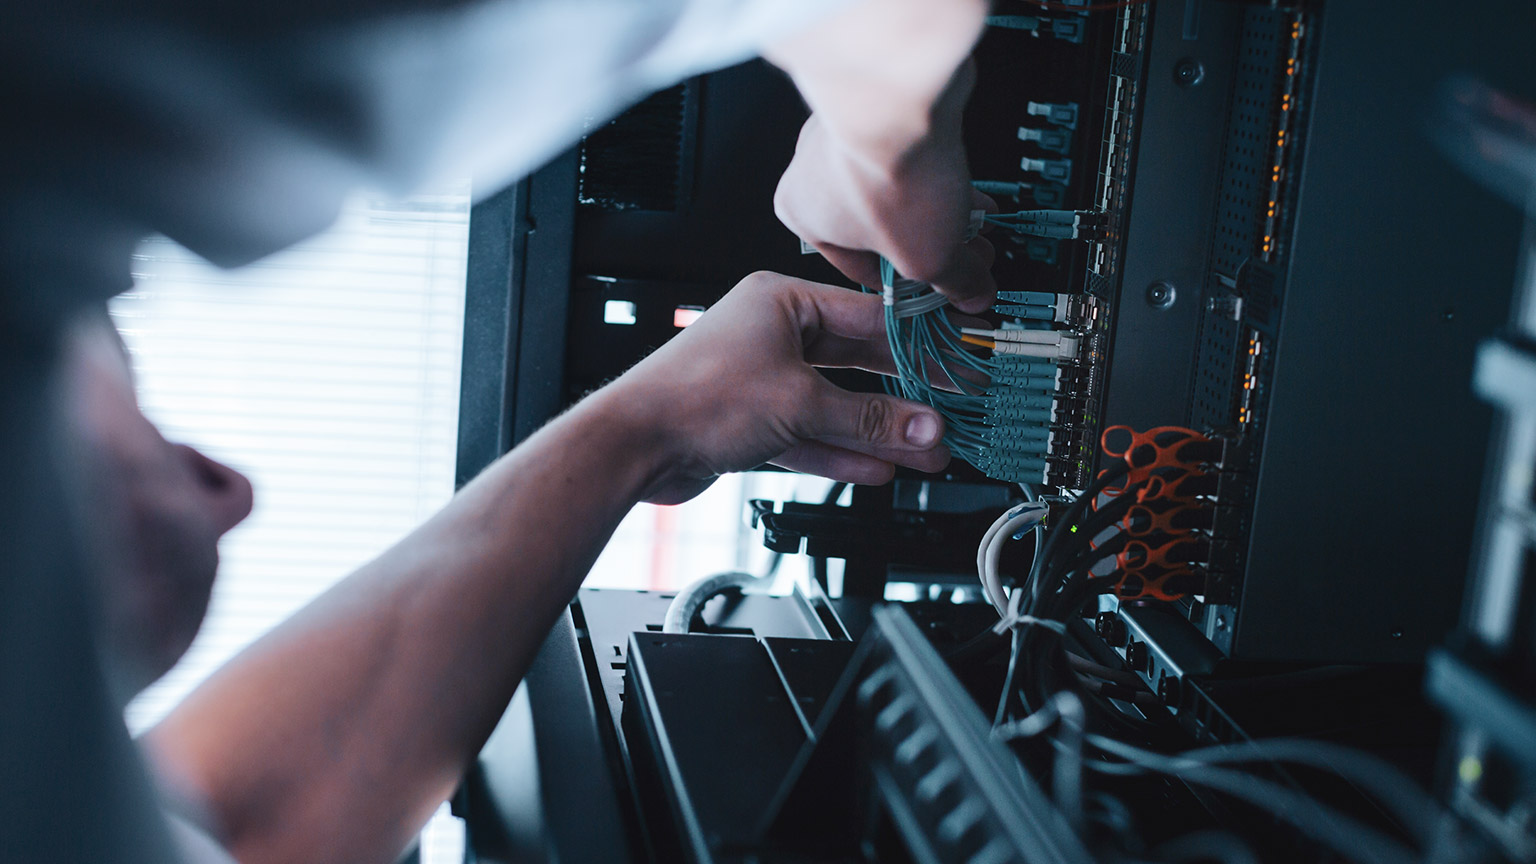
[1189,10,1292,431]
[1191,311,1239,428]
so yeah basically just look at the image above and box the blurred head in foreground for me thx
[60,309,253,704]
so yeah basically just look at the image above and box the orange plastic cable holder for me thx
[1099,425,1215,495]
[1088,469,1201,514]
[1116,537,1205,571]
[1113,566,1199,602]
[1137,471,1218,505]
[1121,501,1208,538]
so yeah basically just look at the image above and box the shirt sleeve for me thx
[315,0,850,228]
[3,0,850,279]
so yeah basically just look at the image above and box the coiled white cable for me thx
[976,500,1049,617]
[661,570,759,634]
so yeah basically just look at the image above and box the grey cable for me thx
[1084,734,1419,864]
[993,691,1085,833]
[1164,737,1440,845]
[661,571,759,634]
[1019,482,1046,563]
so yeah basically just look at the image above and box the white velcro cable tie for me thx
[1004,500,1050,520]
[991,613,1068,635]
[965,208,987,241]
[894,287,950,319]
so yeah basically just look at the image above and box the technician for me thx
[5,1,997,861]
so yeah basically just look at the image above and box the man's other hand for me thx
[595,271,951,505]
[774,67,997,312]
[766,0,994,312]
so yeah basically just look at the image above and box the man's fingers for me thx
[971,187,1000,216]
[815,242,884,289]
[792,278,888,343]
[806,380,951,473]
[814,383,942,451]
[921,234,997,313]
[948,308,992,331]
[805,332,898,375]
[815,432,952,473]
[770,442,897,486]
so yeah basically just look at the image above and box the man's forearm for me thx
[144,386,664,864]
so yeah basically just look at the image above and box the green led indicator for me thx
[1070,525,1079,533]
[1459,755,1483,785]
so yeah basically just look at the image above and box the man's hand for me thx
[594,270,952,504]
[766,0,994,312]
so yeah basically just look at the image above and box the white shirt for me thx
[2,0,842,312]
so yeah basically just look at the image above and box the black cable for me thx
[1024,463,1129,613]
[1155,738,1440,846]
[989,464,1130,723]
[942,622,1007,662]
[823,482,849,505]
[1078,529,1131,569]
[1016,576,1096,714]
[1085,736,1419,864]
[1041,491,1140,581]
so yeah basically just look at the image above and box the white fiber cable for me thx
[661,570,759,634]
[977,501,1048,617]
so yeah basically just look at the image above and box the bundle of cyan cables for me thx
[874,245,1078,485]
[876,256,997,469]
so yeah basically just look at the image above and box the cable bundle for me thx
[984,425,1219,725]
[869,203,1110,484]
[871,201,1113,483]
[875,258,997,470]
[971,426,1442,864]
[874,265,1080,485]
